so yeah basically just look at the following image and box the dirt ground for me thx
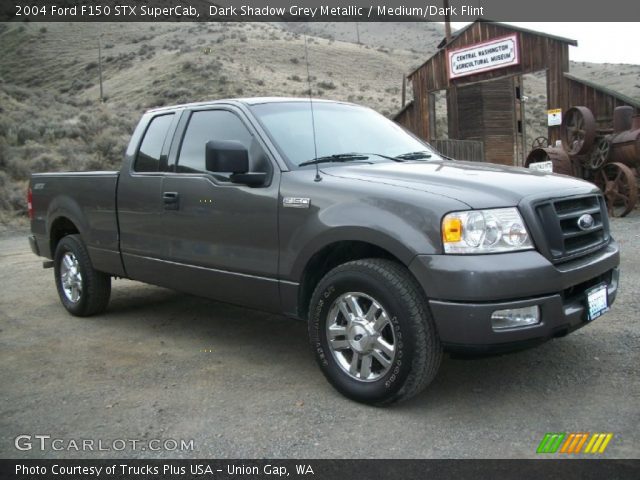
[0,213,638,459]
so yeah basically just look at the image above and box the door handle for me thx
[163,191,179,210]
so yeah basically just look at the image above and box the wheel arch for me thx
[49,216,81,257]
[45,194,89,258]
[295,238,415,321]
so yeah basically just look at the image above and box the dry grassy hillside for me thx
[0,21,638,224]
[277,22,443,54]
[0,21,428,222]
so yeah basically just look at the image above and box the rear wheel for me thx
[308,258,441,405]
[54,234,111,316]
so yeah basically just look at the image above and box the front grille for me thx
[535,194,609,263]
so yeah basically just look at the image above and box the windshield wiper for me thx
[395,151,433,160]
[299,152,409,167]
[299,153,370,167]
[365,153,406,162]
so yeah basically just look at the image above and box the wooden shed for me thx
[395,20,639,165]
[563,72,640,128]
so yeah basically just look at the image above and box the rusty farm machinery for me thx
[526,105,639,217]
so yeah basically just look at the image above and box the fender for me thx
[284,198,443,283]
[289,226,417,283]
[47,195,88,241]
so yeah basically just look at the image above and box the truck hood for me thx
[322,160,598,208]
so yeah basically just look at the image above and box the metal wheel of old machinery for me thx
[561,106,597,155]
[595,162,638,217]
[525,147,573,175]
[588,137,611,170]
[531,136,549,149]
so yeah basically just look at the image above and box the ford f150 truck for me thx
[28,98,620,405]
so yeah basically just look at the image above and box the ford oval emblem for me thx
[577,214,595,231]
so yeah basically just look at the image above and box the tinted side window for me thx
[135,114,174,172]
[177,110,253,174]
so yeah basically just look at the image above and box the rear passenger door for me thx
[118,111,179,282]
[158,106,281,312]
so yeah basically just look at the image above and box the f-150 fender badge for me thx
[283,197,310,208]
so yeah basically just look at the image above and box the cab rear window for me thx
[135,114,174,172]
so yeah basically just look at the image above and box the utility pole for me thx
[401,75,406,107]
[355,22,360,44]
[98,36,104,103]
[521,94,528,167]
[443,0,452,42]
[443,0,454,141]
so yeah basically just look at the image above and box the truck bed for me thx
[30,171,123,275]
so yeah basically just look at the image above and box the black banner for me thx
[1,0,640,22]
[1,460,640,480]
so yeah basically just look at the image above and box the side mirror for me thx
[205,140,266,187]
[229,172,267,187]
[205,140,249,174]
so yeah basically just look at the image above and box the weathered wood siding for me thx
[564,74,639,127]
[394,104,485,162]
[402,22,573,146]
[396,21,640,166]
[432,139,485,162]
[394,101,419,135]
[456,77,517,165]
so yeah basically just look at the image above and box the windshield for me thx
[250,101,442,167]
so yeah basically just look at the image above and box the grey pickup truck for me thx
[28,98,620,405]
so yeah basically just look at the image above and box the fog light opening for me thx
[491,306,540,331]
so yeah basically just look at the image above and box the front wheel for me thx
[308,259,442,405]
[54,234,111,316]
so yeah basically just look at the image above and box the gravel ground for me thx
[0,214,638,459]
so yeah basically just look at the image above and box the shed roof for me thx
[436,20,578,50]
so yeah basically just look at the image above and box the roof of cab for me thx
[146,97,353,114]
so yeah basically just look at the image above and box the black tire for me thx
[53,234,111,316]
[308,258,442,405]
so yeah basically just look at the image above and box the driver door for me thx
[157,107,281,312]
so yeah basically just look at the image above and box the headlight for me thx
[442,207,533,254]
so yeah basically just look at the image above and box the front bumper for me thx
[409,241,620,353]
